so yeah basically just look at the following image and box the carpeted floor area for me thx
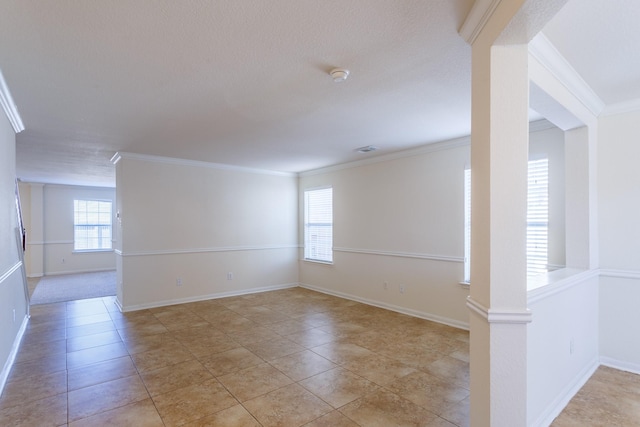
[29,270,116,305]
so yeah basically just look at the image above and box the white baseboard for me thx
[0,314,29,397]
[119,282,298,312]
[530,357,599,427]
[299,282,469,330]
[600,357,640,375]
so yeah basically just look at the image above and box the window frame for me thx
[303,186,333,264]
[73,199,113,252]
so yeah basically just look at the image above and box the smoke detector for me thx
[330,68,350,82]
[356,145,378,153]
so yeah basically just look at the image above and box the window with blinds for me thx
[526,158,549,278]
[304,187,333,263]
[74,199,113,251]
[463,158,549,282]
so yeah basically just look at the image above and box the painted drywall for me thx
[299,126,565,328]
[527,272,599,426]
[114,155,298,310]
[598,110,640,372]
[0,107,29,393]
[19,183,116,276]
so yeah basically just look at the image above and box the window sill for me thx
[72,249,114,254]
[301,259,334,265]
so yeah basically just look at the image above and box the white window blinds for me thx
[74,200,113,251]
[304,187,333,263]
[526,158,549,278]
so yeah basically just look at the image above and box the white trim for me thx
[0,315,29,396]
[111,151,295,177]
[333,247,463,263]
[299,119,555,177]
[602,98,640,117]
[120,283,298,312]
[599,269,640,280]
[600,357,640,376]
[0,69,24,133]
[0,262,22,286]
[466,296,533,324]
[300,135,471,177]
[527,269,599,304]
[458,0,502,45]
[117,244,298,257]
[530,358,599,427]
[300,282,469,330]
[529,33,605,117]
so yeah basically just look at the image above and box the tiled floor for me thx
[0,286,638,426]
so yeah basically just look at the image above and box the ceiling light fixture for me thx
[330,68,350,82]
[356,145,378,153]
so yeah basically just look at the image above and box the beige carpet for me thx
[30,270,116,305]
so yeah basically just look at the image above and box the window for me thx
[74,200,113,251]
[304,187,333,263]
[463,158,549,282]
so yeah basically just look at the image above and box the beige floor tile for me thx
[300,367,380,409]
[266,318,315,335]
[66,312,112,327]
[66,341,129,369]
[178,333,241,358]
[303,410,361,427]
[153,310,210,331]
[244,383,333,427]
[286,327,337,348]
[423,355,470,389]
[68,398,164,427]
[0,393,67,427]
[386,371,469,415]
[66,320,116,339]
[226,326,282,346]
[66,329,122,352]
[8,353,67,382]
[310,341,375,365]
[119,330,180,354]
[14,338,67,364]
[68,374,149,422]
[182,404,261,427]
[342,353,417,386]
[244,336,305,361]
[439,396,470,427]
[131,343,194,372]
[68,355,138,391]
[141,359,214,396]
[0,370,66,410]
[152,378,238,426]
[340,388,438,427]
[270,349,337,381]
[218,363,293,402]
[200,347,264,376]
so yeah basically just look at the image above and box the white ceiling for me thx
[2,0,639,187]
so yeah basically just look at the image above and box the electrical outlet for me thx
[399,284,405,294]
[383,281,388,290]
[227,272,233,280]
[176,278,183,287]
[570,338,574,355]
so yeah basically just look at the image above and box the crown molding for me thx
[111,151,295,177]
[0,70,24,133]
[459,0,503,44]
[529,33,604,117]
[601,98,640,117]
[466,296,533,324]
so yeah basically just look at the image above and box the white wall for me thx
[0,105,29,394]
[299,126,565,329]
[598,110,640,373]
[19,183,116,276]
[114,154,298,311]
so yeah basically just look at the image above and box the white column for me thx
[468,41,532,427]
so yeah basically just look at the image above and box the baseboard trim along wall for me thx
[299,282,469,330]
[530,357,600,427]
[600,357,640,375]
[0,315,29,397]
[118,282,299,312]
[43,267,116,277]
